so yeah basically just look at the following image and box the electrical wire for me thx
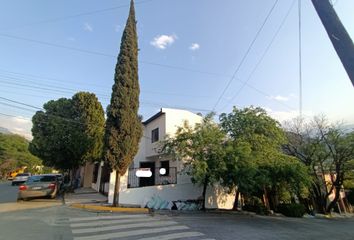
[212,0,280,111]
[0,111,152,140]
[0,96,42,110]
[0,71,211,99]
[0,0,155,31]
[0,101,37,113]
[218,0,297,112]
[0,32,227,78]
[298,0,303,118]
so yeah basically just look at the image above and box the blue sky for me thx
[0,0,353,138]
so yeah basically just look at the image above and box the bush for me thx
[347,189,354,205]
[243,203,269,215]
[277,203,306,218]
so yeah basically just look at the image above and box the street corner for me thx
[0,198,63,213]
[69,203,150,214]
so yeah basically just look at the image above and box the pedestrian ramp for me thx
[68,214,216,240]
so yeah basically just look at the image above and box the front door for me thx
[139,162,155,187]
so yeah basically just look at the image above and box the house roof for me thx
[143,109,165,126]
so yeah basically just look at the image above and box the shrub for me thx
[347,189,354,205]
[277,203,306,218]
[243,203,269,215]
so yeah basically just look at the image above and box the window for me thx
[160,160,170,176]
[151,128,159,143]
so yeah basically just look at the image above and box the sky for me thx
[0,0,353,139]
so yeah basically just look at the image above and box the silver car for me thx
[17,175,58,201]
[12,173,31,186]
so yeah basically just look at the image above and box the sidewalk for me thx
[64,187,148,213]
[64,187,108,205]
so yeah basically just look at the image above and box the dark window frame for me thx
[151,128,159,143]
[160,160,170,176]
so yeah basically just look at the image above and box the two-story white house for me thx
[106,108,235,209]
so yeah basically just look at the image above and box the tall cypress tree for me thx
[104,0,142,206]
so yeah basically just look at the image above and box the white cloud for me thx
[189,43,200,51]
[150,34,177,49]
[269,95,289,102]
[83,23,93,32]
[0,116,32,140]
[263,107,313,124]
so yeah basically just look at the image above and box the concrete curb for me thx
[69,203,150,213]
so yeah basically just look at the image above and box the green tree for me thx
[163,114,226,210]
[284,116,354,213]
[0,133,42,178]
[220,107,311,211]
[104,0,142,206]
[30,92,105,177]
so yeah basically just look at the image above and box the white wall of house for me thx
[107,108,235,209]
[145,113,166,158]
[108,169,235,209]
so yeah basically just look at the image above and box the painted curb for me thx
[70,203,149,213]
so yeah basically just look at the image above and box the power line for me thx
[0,33,228,77]
[298,0,303,118]
[0,0,154,31]
[0,96,42,110]
[219,0,297,112]
[0,71,212,99]
[0,111,153,140]
[0,101,37,113]
[0,62,301,115]
[0,90,212,117]
[212,0,280,111]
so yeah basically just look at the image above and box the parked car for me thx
[12,173,31,186]
[17,174,58,201]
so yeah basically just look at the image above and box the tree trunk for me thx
[201,176,208,211]
[311,0,354,86]
[311,183,327,214]
[326,185,341,213]
[233,189,240,211]
[70,168,77,189]
[112,171,120,207]
[263,187,271,211]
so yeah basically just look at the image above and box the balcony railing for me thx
[127,167,177,188]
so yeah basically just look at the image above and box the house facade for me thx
[107,108,235,209]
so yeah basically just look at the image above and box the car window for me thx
[16,173,29,177]
[27,176,41,183]
[40,176,57,182]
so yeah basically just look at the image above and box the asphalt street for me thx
[0,181,18,203]
[1,182,354,240]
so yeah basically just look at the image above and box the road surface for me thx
[1,182,354,240]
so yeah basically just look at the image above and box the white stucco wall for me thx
[164,108,202,137]
[108,169,235,209]
[145,114,166,158]
[107,108,234,209]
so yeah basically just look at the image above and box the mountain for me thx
[0,127,11,134]
[342,124,354,133]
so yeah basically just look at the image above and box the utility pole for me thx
[311,0,354,87]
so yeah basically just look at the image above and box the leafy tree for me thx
[284,116,354,213]
[30,92,105,177]
[220,107,311,211]
[0,133,42,178]
[104,0,142,206]
[316,120,354,212]
[72,92,105,163]
[163,114,226,210]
